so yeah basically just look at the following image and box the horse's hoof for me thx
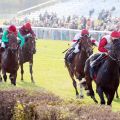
[116,96,119,99]
[86,90,91,96]
[76,95,79,99]
[80,95,84,99]
[95,100,98,104]
[31,80,35,84]
[11,83,16,86]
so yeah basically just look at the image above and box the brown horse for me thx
[19,35,36,83]
[0,31,3,82]
[0,46,2,82]
[65,36,93,98]
[1,33,19,85]
[84,39,120,105]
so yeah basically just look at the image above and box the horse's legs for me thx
[85,75,98,103]
[10,73,17,86]
[69,70,79,98]
[3,73,7,82]
[20,64,24,81]
[65,62,79,98]
[0,73,2,82]
[79,78,86,98]
[97,86,105,104]
[115,90,119,98]
[29,61,34,83]
[0,65,2,82]
[72,78,79,98]
[107,91,115,105]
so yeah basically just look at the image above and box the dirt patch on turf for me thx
[0,89,120,120]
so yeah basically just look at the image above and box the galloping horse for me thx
[0,32,3,82]
[65,36,93,98]
[84,39,120,105]
[19,35,35,83]
[1,33,19,85]
[0,47,2,82]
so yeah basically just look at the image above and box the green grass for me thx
[0,40,120,111]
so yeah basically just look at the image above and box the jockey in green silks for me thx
[1,25,25,49]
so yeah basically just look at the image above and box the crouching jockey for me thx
[90,31,120,78]
[1,25,25,51]
[66,29,97,64]
[19,22,36,54]
[66,29,90,64]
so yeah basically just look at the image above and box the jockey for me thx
[1,25,25,50]
[19,22,36,53]
[67,29,90,64]
[90,31,120,68]
[67,29,97,64]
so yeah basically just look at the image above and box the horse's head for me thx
[79,36,93,57]
[25,35,36,54]
[110,39,120,62]
[7,33,19,52]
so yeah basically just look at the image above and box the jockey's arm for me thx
[18,32,25,47]
[98,38,108,53]
[30,28,36,38]
[2,30,8,43]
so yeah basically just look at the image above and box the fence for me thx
[1,25,110,42]
[32,27,110,42]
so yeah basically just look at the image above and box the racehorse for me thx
[0,32,3,82]
[19,35,36,83]
[0,46,2,82]
[65,36,93,98]
[84,39,120,105]
[1,33,19,85]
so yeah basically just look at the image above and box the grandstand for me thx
[0,0,50,19]
[20,0,120,20]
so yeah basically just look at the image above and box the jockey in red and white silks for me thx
[67,29,97,64]
[70,32,82,53]
[90,31,120,68]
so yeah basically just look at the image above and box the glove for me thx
[17,40,21,45]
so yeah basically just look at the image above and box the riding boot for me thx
[90,53,106,67]
[67,52,76,64]
[90,53,106,78]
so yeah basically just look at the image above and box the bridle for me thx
[108,41,120,63]
[79,36,93,57]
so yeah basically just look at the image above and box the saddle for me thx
[64,47,74,61]
[90,53,108,79]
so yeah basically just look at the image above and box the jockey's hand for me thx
[107,50,111,55]
[17,40,21,45]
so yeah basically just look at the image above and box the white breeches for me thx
[73,44,80,53]
[1,42,5,48]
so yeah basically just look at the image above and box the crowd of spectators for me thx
[3,8,120,31]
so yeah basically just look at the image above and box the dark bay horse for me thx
[19,35,36,83]
[65,36,93,98]
[84,39,120,105]
[0,32,3,82]
[0,46,2,82]
[1,33,19,85]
